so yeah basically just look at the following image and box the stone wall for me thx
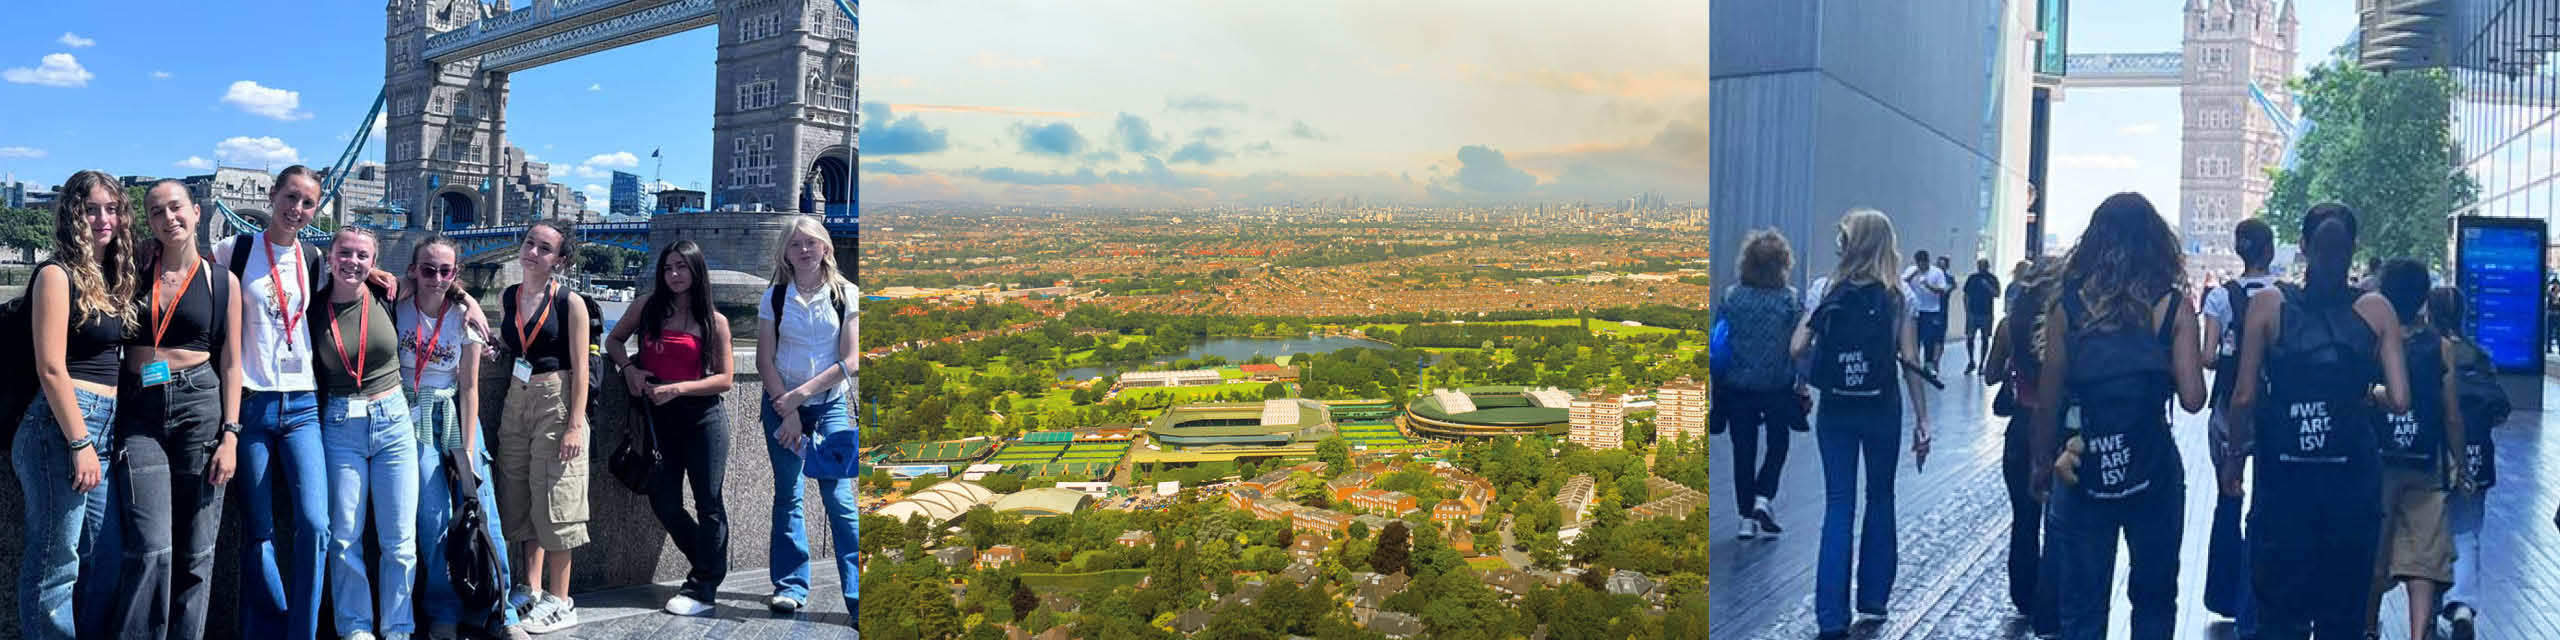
[0,360,839,639]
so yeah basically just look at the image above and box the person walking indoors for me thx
[2229,203,2412,639]
[1713,228,1804,541]
[606,240,738,618]
[1793,209,1932,640]
[2031,193,2207,640]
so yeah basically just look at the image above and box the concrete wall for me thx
[0,362,838,640]
[1711,0,2028,333]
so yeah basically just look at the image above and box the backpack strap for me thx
[226,233,254,282]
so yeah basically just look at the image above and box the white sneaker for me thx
[768,594,804,613]
[523,596,579,634]
[665,593,715,616]
[1737,518,1759,540]
[510,587,543,617]
[384,633,411,640]
[345,633,377,640]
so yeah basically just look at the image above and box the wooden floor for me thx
[1710,354,2560,640]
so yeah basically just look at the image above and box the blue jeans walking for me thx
[235,389,327,640]
[2442,487,2484,610]
[762,397,860,612]
[11,389,118,640]
[322,391,420,636]
[1813,398,1900,634]
[413,386,521,631]
[2051,475,2187,640]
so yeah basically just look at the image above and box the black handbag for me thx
[608,395,658,494]
[440,450,508,629]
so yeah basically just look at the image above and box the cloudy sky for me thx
[859,0,1710,207]
[0,1,726,212]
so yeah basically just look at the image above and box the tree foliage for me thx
[2263,48,2475,271]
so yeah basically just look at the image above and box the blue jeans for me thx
[2443,488,2484,608]
[2051,476,2186,640]
[1813,398,1899,633]
[413,386,520,630]
[322,391,420,636]
[235,389,327,640]
[762,397,860,610]
[11,389,118,640]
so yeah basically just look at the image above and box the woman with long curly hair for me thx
[13,169,138,640]
[2031,192,2206,640]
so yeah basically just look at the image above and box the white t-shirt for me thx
[1901,265,1950,313]
[759,281,856,403]
[1806,276,1923,323]
[396,296,484,390]
[217,235,318,392]
[2201,275,2278,359]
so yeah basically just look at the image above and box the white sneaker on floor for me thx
[510,587,543,617]
[769,594,805,613]
[1736,518,1759,540]
[523,595,579,634]
[345,633,377,640]
[666,593,715,616]
[383,633,411,640]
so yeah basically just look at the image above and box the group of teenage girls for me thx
[12,167,861,640]
[1719,193,2505,640]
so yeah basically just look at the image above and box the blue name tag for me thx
[141,361,171,387]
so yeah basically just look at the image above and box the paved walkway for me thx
[547,565,858,639]
[1710,351,2560,640]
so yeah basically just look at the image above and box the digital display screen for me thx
[2456,218,2546,374]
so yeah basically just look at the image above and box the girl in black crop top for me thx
[493,221,591,623]
[501,283,575,373]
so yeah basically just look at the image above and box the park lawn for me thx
[1466,556,1512,571]
[1019,568,1152,594]
[1062,335,1149,365]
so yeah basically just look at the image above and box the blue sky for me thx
[2044,0,2356,240]
[0,1,723,210]
[859,0,1709,207]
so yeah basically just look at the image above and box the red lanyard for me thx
[331,288,372,381]
[151,259,204,349]
[514,282,556,358]
[264,241,306,347]
[412,297,450,373]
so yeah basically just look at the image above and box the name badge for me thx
[514,358,534,382]
[141,361,171,387]
[345,399,369,421]
[279,351,304,373]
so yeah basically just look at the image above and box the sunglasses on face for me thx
[418,265,457,278]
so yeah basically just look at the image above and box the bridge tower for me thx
[387,0,509,231]
[714,0,858,217]
[2180,0,2296,278]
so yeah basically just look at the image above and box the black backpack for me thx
[2059,292,2178,499]
[2448,337,2509,488]
[2208,279,2261,406]
[437,451,510,631]
[2378,328,2448,468]
[2259,283,2380,465]
[0,263,52,444]
[1809,281,1900,403]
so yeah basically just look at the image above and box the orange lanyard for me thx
[331,288,372,380]
[513,282,556,358]
[264,241,306,346]
[151,259,204,349]
[411,297,450,372]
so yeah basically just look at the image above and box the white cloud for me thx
[0,146,46,158]
[568,165,609,179]
[213,136,301,167]
[174,156,215,170]
[4,53,93,87]
[587,83,602,92]
[2055,154,2139,170]
[2116,122,2162,136]
[371,112,387,139]
[221,80,312,121]
[57,33,94,48]
[583,151,639,168]
[150,70,173,80]
[581,184,608,196]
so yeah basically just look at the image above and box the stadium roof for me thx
[993,488,1095,517]
[877,481,997,525]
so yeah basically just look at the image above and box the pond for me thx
[1056,335,1427,380]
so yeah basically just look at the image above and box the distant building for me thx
[1116,530,1154,548]
[656,188,705,214]
[1239,363,1299,382]
[1117,369,1223,388]
[975,544,1024,570]
[1568,390,1627,450]
[1348,489,1418,514]
[1556,474,1596,525]
[1656,376,1708,445]
[182,167,276,238]
[1,173,27,209]
[610,171,641,216]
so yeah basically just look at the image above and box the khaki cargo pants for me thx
[494,377,590,551]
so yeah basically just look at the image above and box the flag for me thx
[651,148,661,158]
